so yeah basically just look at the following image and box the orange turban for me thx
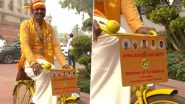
[30,0,45,12]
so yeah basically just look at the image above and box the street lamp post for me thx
[47,15,52,24]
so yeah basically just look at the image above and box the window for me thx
[0,0,4,8]
[24,0,30,15]
[17,0,22,13]
[8,0,14,11]
[0,15,4,22]
[20,18,24,23]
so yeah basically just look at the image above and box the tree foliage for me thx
[136,0,159,12]
[82,18,92,31]
[71,35,91,59]
[136,0,185,51]
[182,0,185,7]
[137,0,185,81]
[168,51,185,81]
[169,17,185,50]
[146,7,179,26]
[70,35,91,78]
[60,0,93,17]
[71,24,80,35]
[60,0,93,32]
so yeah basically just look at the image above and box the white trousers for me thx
[24,59,57,104]
[90,16,131,104]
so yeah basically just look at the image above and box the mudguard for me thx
[134,88,177,104]
[146,88,177,97]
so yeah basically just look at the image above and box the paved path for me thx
[156,79,185,98]
[0,61,89,104]
[0,64,16,104]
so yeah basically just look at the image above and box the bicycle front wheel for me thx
[65,99,86,104]
[13,81,33,104]
[147,94,185,104]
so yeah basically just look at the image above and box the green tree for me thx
[136,0,185,51]
[183,0,185,7]
[59,0,93,17]
[71,24,80,35]
[59,0,93,32]
[60,0,92,92]
[137,0,185,81]
[82,18,92,31]
[70,35,91,79]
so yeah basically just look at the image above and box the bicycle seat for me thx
[16,67,32,81]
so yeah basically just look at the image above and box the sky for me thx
[45,0,89,34]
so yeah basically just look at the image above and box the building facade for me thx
[0,0,30,43]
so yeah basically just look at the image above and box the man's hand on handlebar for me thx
[63,64,73,70]
[93,19,102,42]
[93,19,157,41]
[31,62,43,76]
[135,27,156,35]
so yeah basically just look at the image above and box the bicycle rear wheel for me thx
[13,81,33,104]
[147,94,185,104]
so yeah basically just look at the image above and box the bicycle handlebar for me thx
[99,20,157,36]
[41,63,74,71]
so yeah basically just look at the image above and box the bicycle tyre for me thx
[13,81,33,104]
[147,94,185,104]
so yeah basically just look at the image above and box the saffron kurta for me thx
[94,0,144,32]
[19,18,67,67]
[19,18,67,104]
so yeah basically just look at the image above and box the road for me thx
[0,64,16,103]
[0,60,89,104]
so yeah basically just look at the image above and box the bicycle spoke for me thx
[20,87,30,103]
[27,93,32,103]
[13,82,33,104]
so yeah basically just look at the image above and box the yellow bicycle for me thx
[12,66,85,104]
[98,20,185,104]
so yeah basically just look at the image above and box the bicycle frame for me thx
[24,80,35,95]
[59,94,79,104]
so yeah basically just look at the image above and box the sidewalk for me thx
[155,79,185,98]
[80,92,90,104]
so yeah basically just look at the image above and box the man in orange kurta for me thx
[91,0,155,104]
[19,1,67,104]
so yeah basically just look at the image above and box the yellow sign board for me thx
[50,69,78,95]
[119,35,168,86]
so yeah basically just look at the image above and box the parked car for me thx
[60,43,68,57]
[0,40,21,64]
